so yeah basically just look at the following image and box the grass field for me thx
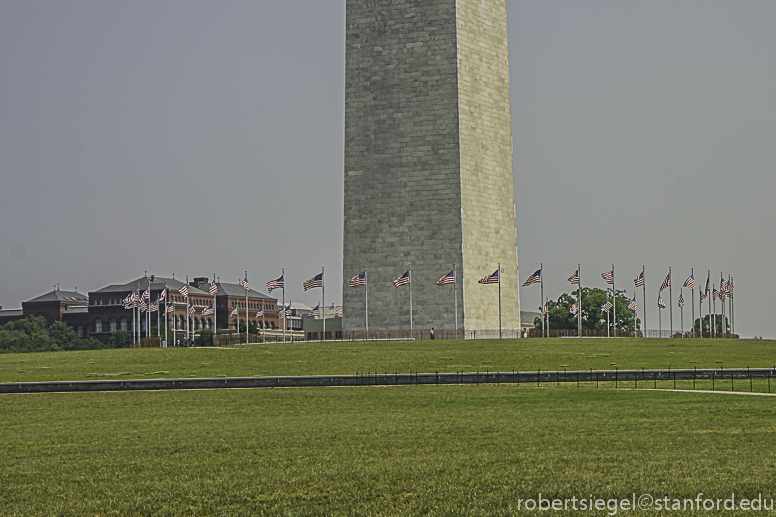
[2,339,775,515]
[1,337,774,383]
[1,385,775,516]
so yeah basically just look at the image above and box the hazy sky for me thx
[1,1,774,337]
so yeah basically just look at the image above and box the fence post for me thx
[693,366,696,390]
[615,367,618,389]
[749,366,752,392]
[537,369,540,388]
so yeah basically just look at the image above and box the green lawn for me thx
[1,385,774,516]
[1,337,774,383]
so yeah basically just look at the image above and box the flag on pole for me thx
[350,271,366,287]
[678,294,684,308]
[522,269,541,286]
[569,301,579,315]
[188,305,196,315]
[307,305,320,318]
[178,285,189,298]
[393,270,411,288]
[478,269,499,285]
[437,270,455,286]
[241,276,250,290]
[139,299,148,312]
[209,282,218,296]
[683,275,695,289]
[303,273,323,291]
[122,292,135,309]
[230,306,239,318]
[255,307,264,319]
[202,303,214,316]
[149,301,159,313]
[336,307,343,318]
[602,301,613,313]
[166,302,175,314]
[713,288,720,300]
[699,290,708,303]
[658,296,666,309]
[540,304,549,315]
[628,297,638,310]
[727,280,734,297]
[159,289,166,301]
[601,270,614,285]
[142,287,151,301]
[568,270,580,285]
[659,274,671,292]
[705,273,711,294]
[634,271,645,287]
[267,275,284,293]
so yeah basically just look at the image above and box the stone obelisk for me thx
[342,0,520,337]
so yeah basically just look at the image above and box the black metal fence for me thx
[2,367,774,394]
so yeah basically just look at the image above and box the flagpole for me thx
[730,275,734,336]
[289,300,293,343]
[262,303,265,342]
[606,303,610,338]
[453,263,457,338]
[612,264,616,338]
[164,281,168,345]
[498,263,502,339]
[322,267,326,341]
[577,264,582,338]
[659,293,662,337]
[136,282,140,344]
[690,268,695,338]
[712,284,716,338]
[185,276,190,346]
[282,269,286,344]
[409,263,413,338]
[365,264,369,340]
[668,267,673,338]
[642,265,646,338]
[540,263,544,338]
[680,288,684,337]
[633,291,637,336]
[546,296,550,335]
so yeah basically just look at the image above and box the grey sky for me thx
[1,2,774,337]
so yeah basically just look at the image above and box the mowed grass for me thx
[1,337,775,383]
[1,385,775,516]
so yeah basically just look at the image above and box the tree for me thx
[535,288,638,331]
[47,321,78,350]
[108,330,133,349]
[694,314,730,334]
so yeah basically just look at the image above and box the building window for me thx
[95,318,103,333]
[121,318,127,331]
[110,318,117,332]
[77,325,84,338]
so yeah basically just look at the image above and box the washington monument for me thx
[342,0,520,336]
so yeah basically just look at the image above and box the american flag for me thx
[336,307,343,318]
[568,270,580,285]
[713,288,720,300]
[230,305,239,318]
[720,277,728,295]
[478,269,499,285]
[188,305,196,315]
[303,272,323,291]
[727,280,734,297]
[202,303,214,316]
[522,269,541,286]
[159,289,166,301]
[393,270,411,288]
[602,301,613,313]
[241,276,250,290]
[678,294,684,308]
[659,273,671,292]
[718,288,726,301]
[705,273,710,294]
[437,269,455,286]
[142,287,151,301]
[540,304,549,315]
[683,275,695,289]
[255,307,264,319]
[139,299,148,312]
[699,290,708,303]
[267,275,284,293]
[350,271,366,287]
[178,285,189,298]
[658,296,666,309]
[209,282,218,296]
[569,301,579,315]
[307,305,320,318]
[122,292,135,309]
[166,302,175,314]
[149,301,159,313]
[627,297,638,311]
[634,271,645,287]
[278,305,291,319]
[601,270,614,285]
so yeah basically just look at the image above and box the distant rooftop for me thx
[25,290,88,304]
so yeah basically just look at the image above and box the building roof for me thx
[93,276,209,296]
[25,290,88,304]
[211,282,275,300]
[64,306,89,314]
[0,309,23,317]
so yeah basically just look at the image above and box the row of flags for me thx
[346,267,499,289]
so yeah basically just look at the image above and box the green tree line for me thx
[0,316,131,354]
[533,287,639,331]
